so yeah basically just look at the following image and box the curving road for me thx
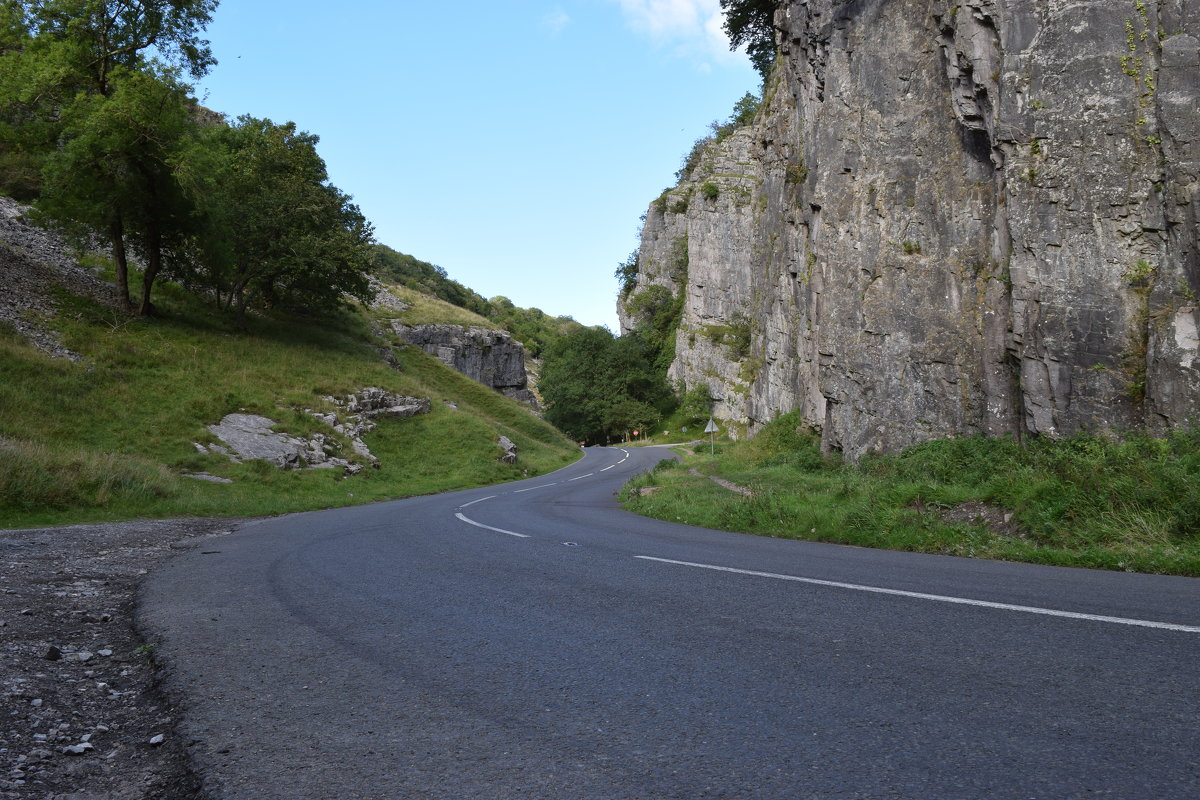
[141,445,1200,799]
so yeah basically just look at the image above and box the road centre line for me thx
[635,556,1200,634]
[600,465,615,472]
[513,483,558,494]
[567,473,595,482]
[459,495,495,509]
[454,512,530,538]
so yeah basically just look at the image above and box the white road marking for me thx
[634,556,1200,634]
[567,473,595,482]
[513,483,558,494]
[600,465,615,472]
[454,512,530,538]
[459,495,496,508]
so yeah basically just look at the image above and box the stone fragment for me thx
[42,645,62,661]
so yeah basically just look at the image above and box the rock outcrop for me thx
[393,324,539,408]
[620,0,1200,458]
[199,389,431,475]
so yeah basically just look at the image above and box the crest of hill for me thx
[370,243,586,358]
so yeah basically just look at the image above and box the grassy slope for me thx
[620,411,1200,576]
[0,277,579,528]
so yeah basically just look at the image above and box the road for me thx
[141,445,1200,799]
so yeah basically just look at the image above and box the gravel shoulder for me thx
[1,517,250,799]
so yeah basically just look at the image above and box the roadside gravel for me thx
[0,517,249,799]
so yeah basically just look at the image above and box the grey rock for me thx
[620,0,1200,458]
[393,324,539,408]
[498,435,518,465]
[60,742,93,755]
[42,645,61,661]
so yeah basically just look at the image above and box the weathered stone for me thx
[620,0,1200,459]
[498,435,518,464]
[393,324,539,408]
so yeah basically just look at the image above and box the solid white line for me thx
[459,495,496,508]
[513,483,557,494]
[600,465,615,472]
[634,556,1200,634]
[454,512,530,538]
[567,473,595,482]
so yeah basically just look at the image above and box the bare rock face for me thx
[393,323,539,409]
[620,0,1200,458]
[200,390,432,475]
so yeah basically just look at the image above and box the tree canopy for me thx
[719,0,778,82]
[540,327,674,444]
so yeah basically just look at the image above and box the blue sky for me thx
[193,1,758,330]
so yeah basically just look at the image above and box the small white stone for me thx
[148,734,165,746]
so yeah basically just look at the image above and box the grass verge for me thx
[0,279,579,528]
[619,411,1200,576]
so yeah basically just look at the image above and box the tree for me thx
[36,67,196,314]
[182,117,375,327]
[0,0,217,310]
[540,327,674,444]
[719,0,778,82]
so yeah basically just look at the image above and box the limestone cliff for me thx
[393,324,539,408]
[619,0,1200,458]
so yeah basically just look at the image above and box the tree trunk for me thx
[137,221,161,316]
[110,216,131,312]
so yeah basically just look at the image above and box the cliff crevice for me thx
[620,0,1200,458]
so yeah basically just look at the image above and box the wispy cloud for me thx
[542,7,571,36]
[609,0,744,65]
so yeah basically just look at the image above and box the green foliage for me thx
[179,116,375,324]
[700,181,720,200]
[1124,258,1157,285]
[702,314,752,360]
[0,289,579,527]
[621,412,1200,576]
[371,244,491,317]
[615,249,639,297]
[484,298,582,359]
[678,385,713,424]
[35,66,197,314]
[710,92,761,141]
[719,0,779,82]
[902,240,922,255]
[540,327,674,444]
[1,0,219,311]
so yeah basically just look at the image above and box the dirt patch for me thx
[0,517,249,799]
[938,501,1027,538]
[688,467,753,497]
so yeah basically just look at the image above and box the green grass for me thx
[372,284,494,327]
[620,411,1200,575]
[0,278,579,528]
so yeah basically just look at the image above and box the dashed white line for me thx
[454,512,530,538]
[567,473,595,482]
[600,465,615,472]
[634,556,1200,634]
[513,483,558,494]
[459,495,496,508]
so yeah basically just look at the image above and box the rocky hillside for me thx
[620,0,1199,458]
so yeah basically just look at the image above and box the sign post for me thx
[704,418,718,456]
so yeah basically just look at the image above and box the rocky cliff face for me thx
[619,0,1200,458]
[393,324,539,408]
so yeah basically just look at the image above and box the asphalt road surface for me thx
[141,445,1200,799]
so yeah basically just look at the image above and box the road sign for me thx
[705,418,718,456]
[704,419,718,433]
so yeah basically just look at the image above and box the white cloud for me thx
[542,7,570,35]
[610,0,744,64]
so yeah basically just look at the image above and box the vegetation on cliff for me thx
[622,412,1200,575]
